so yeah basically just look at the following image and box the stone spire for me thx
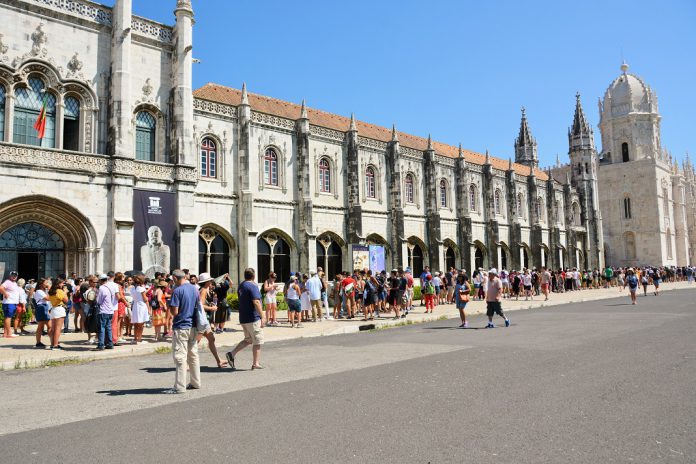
[458,143,464,159]
[485,149,491,165]
[508,157,513,171]
[568,92,594,151]
[349,112,357,132]
[426,134,433,151]
[514,107,538,169]
[240,82,249,106]
[299,99,308,119]
[391,124,398,142]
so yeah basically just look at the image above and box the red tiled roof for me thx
[193,83,549,180]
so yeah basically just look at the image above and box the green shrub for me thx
[412,286,421,300]
[226,292,239,311]
[0,307,32,324]
[275,292,289,312]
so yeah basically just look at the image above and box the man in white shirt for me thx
[95,274,119,350]
[306,271,323,322]
[0,271,21,338]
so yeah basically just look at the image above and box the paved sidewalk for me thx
[1,281,693,370]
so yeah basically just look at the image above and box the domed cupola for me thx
[600,61,658,120]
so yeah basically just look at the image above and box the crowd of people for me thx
[0,263,692,391]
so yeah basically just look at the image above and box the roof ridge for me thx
[193,83,549,180]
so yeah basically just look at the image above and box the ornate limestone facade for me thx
[9,0,676,284]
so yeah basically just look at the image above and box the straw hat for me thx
[197,272,214,284]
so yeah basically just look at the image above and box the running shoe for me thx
[505,319,510,327]
[486,322,495,329]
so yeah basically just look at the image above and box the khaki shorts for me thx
[241,320,264,346]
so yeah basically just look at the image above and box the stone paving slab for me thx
[1,281,693,370]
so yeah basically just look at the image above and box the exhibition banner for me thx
[133,190,179,277]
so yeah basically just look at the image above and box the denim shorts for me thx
[2,303,17,319]
[287,299,301,312]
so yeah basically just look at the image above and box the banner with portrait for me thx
[133,189,179,277]
[351,244,369,271]
[368,245,385,274]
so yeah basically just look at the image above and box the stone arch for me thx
[15,59,62,90]
[316,230,345,277]
[257,227,296,283]
[0,194,98,277]
[473,240,487,272]
[198,223,237,279]
[406,235,427,276]
[499,241,512,271]
[443,238,458,271]
[519,242,531,269]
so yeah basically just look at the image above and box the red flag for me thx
[33,94,47,140]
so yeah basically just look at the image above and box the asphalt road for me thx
[1,290,694,463]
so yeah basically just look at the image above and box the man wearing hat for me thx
[95,273,119,350]
[0,271,21,338]
[485,268,510,329]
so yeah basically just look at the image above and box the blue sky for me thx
[112,0,695,167]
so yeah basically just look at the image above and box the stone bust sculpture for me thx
[141,225,170,277]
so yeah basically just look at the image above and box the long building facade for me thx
[0,0,686,283]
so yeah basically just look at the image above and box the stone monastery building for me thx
[0,0,692,282]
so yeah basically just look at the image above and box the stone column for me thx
[172,0,194,166]
[108,0,133,159]
[387,126,404,269]
[423,140,441,271]
[4,92,13,141]
[345,114,363,244]
[55,99,64,149]
[236,85,253,273]
[295,101,312,272]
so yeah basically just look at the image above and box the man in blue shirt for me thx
[168,269,201,393]
[226,268,265,370]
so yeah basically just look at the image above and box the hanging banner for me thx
[369,245,385,274]
[133,190,178,277]
[351,244,369,271]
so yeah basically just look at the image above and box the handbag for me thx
[459,290,470,303]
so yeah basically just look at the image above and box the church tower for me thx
[597,62,684,266]
[514,107,538,169]
[568,93,603,269]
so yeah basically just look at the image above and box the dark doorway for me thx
[474,246,485,270]
[18,252,40,281]
[445,247,456,271]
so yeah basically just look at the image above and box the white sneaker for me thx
[137,340,149,345]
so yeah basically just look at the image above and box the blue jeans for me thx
[63,302,72,332]
[98,313,113,348]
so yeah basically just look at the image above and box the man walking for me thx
[95,274,118,350]
[226,268,265,370]
[540,267,551,301]
[168,269,201,393]
[624,268,639,305]
[485,268,510,329]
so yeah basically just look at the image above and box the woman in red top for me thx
[112,272,130,345]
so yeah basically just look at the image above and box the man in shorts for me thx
[226,268,265,370]
[540,267,551,301]
[387,269,401,319]
[485,268,510,329]
[341,271,356,319]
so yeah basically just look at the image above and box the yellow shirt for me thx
[48,289,67,308]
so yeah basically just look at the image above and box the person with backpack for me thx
[455,273,470,328]
[624,268,639,305]
[640,272,649,296]
[423,274,436,314]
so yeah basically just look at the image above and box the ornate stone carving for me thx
[0,142,109,174]
[139,78,154,103]
[66,52,84,79]
[309,125,345,142]
[193,98,237,119]
[31,23,48,57]
[251,111,295,130]
[131,17,173,44]
[401,146,423,159]
[30,0,112,25]
[358,136,387,151]
[0,34,8,64]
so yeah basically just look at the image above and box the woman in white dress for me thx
[129,275,149,344]
[263,272,278,326]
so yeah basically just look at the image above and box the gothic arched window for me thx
[0,84,5,142]
[469,185,476,211]
[264,148,279,186]
[63,96,80,151]
[200,137,217,178]
[405,174,414,203]
[319,158,331,193]
[135,111,156,161]
[622,142,629,162]
[14,77,56,148]
[439,179,448,208]
[365,166,376,198]
[494,189,502,215]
